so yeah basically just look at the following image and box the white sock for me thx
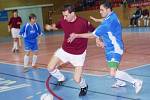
[32,55,37,66]
[115,70,135,84]
[49,69,65,81]
[12,41,15,50]
[24,55,29,67]
[147,20,149,26]
[79,78,87,88]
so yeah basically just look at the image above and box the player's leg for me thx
[74,66,88,96]
[31,51,38,68]
[31,41,38,68]
[107,53,143,94]
[70,50,88,96]
[15,29,21,52]
[23,40,31,72]
[23,51,30,72]
[14,38,19,52]
[12,28,20,52]
[48,48,66,83]
[11,28,17,52]
[115,69,143,94]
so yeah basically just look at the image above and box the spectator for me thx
[142,8,149,27]
[129,7,142,27]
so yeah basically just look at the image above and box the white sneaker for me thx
[112,81,126,88]
[58,75,65,82]
[134,79,143,94]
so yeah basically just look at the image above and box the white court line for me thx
[0,83,31,93]
[0,61,150,77]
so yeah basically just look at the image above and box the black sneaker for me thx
[79,85,88,96]
[12,49,16,53]
[56,80,64,86]
[15,49,19,53]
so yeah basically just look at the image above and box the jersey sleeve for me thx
[92,23,108,38]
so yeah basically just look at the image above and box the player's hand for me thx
[45,24,52,31]
[68,33,78,43]
[96,38,104,48]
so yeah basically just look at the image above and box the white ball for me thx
[40,93,53,100]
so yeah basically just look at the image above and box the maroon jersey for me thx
[56,16,95,54]
[8,16,22,29]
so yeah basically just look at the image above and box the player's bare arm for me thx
[96,38,104,48]
[45,23,58,31]
[90,16,104,22]
[68,33,95,43]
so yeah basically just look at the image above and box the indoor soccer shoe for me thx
[134,79,143,94]
[56,77,65,86]
[112,81,126,88]
[23,67,30,73]
[56,80,64,86]
[79,85,88,96]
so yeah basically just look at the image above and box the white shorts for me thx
[11,28,20,38]
[54,48,86,67]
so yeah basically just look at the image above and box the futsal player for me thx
[68,1,143,94]
[19,13,42,72]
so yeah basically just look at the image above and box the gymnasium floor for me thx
[0,27,150,100]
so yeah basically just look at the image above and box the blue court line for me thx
[0,62,149,100]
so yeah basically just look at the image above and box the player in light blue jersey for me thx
[20,13,42,72]
[68,1,143,94]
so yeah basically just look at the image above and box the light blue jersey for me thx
[92,12,124,62]
[20,22,41,51]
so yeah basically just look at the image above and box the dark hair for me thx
[29,13,37,20]
[12,9,18,13]
[62,4,75,13]
[101,1,112,11]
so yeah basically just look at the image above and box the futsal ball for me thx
[40,93,53,100]
[45,24,51,31]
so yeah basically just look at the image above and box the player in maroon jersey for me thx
[8,10,22,53]
[45,4,95,96]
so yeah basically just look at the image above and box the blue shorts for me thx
[106,53,122,63]
[24,40,38,52]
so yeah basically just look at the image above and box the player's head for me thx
[62,4,76,22]
[99,1,112,18]
[12,9,18,17]
[29,13,37,23]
